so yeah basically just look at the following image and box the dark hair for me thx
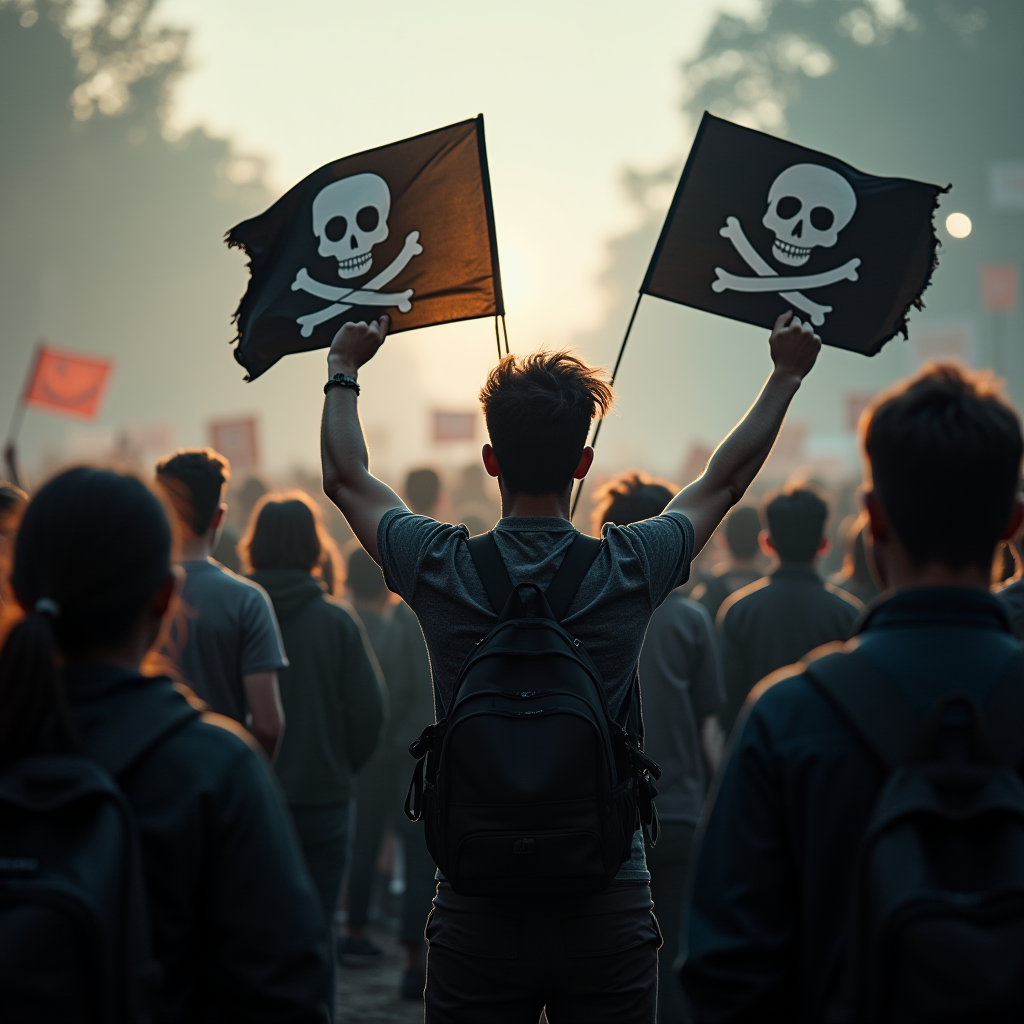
[405,468,441,515]
[241,492,338,578]
[0,468,173,765]
[346,544,387,599]
[0,482,27,533]
[762,486,829,564]
[155,448,230,536]
[724,506,761,559]
[480,351,613,495]
[591,471,674,532]
[862,362,1023,571]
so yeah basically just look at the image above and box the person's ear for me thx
[758,530,775,557]
[481,444,501,480]
[863,490,888,545]
[573,446,595,481]
[1001,496,1024,542]
[209,503,227,533]
[151,568,181,620]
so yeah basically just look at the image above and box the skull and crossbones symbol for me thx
[711,163,861,326]
[291,173,423,338]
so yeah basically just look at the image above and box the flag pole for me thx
[4,342,41,489]
[500,314,510,356]
[494,316,503,361]
[569,293,643,522]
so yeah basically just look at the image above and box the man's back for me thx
[718,565,861,732]
[172,558,287,721]
[683,588,1022,1023]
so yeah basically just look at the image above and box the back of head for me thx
[0,467,173,764]
[724,506,761,560]
[346,544,387,600]
[862,362,1023,572]
[155,448,230,536]
[405,468,441,516]
[480,351,613,495]
[762,486,829,565]
[241,491,326,574]
[591,471,674,532]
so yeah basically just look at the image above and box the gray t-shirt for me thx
[377,508,695,882]
[170,559,288,723]
[639,592,725,824]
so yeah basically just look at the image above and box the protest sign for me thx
[642,113,946,355]
[23,345,113,419]
[227,117,503,380]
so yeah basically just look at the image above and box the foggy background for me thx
[1,0,1022,522]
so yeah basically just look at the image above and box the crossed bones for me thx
[711,217,860,327]
[292,230,424,337]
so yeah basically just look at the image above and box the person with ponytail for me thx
[0,467,332,1022]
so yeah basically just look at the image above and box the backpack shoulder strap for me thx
[982,650,1024,768]
[804,649,919,770]
[84,680,200,779]
[544,534,602,622]
[466,532,514,615]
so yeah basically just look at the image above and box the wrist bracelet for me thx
[324,373,360,396]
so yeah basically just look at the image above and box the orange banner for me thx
[23,346,113,420]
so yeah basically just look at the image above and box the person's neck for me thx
[888,563,989,591]
[499,489,571,521]
[178,532,213,562]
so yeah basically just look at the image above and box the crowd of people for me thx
[1,305,1024,1023]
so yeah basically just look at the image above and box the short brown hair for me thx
[762,486,829,564]
[155,448,230,536]
[591,471,675,534]
[861,362,1023,571]
[240,491,340,584]
[479,351,613,495]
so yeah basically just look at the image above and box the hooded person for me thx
[241,491,385,970]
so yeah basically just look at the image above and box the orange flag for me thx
[23,345,113,420]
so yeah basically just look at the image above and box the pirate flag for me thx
[642,113,947,355]
[227,116,503,380]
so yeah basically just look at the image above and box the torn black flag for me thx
[642,113,947,356]
[227,117,503,381]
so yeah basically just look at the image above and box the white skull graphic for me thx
[311,173,390,279]
[762,164,857,268]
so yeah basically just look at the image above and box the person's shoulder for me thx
[717,575,771,624]
[661,588,714,624]
[321,593,363,630]
[192,559,270,601]
[379,507,465,548]
[602,511,692,547]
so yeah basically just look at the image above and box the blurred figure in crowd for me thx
[0,468,331,1021]
[405,467,441,516]
[995,519,1024,637]
[690,506,763,622]
[593,471,725,1024]
[242,492,384,977]
[683,364,1024,1023]
[213,475,270,572]
[155,449,286,758]
[341,545,437,1000]
[830,511,881,607]
[718,486,861,735]
[0,481,27,636]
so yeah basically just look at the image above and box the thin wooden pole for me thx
[569,294,643,522]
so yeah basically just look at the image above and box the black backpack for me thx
[0,682,198,1023]
[405,532,660,897]
[806,648,1024,1024]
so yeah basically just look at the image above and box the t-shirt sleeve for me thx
[239,583,289,675]
[607,511,695,609]
[377,507,466,605]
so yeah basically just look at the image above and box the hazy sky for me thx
[161,0,755,351]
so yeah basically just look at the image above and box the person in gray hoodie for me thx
[242,491,385,962]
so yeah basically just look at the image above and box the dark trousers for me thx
[424,881,662,1023]
[646,822,696,1024]
[291,801,352,956]
[348,753,436,944]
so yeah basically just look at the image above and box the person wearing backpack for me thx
[0,467,333,1023]
[681,362,1024,1024]
[319,310,820,1022]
